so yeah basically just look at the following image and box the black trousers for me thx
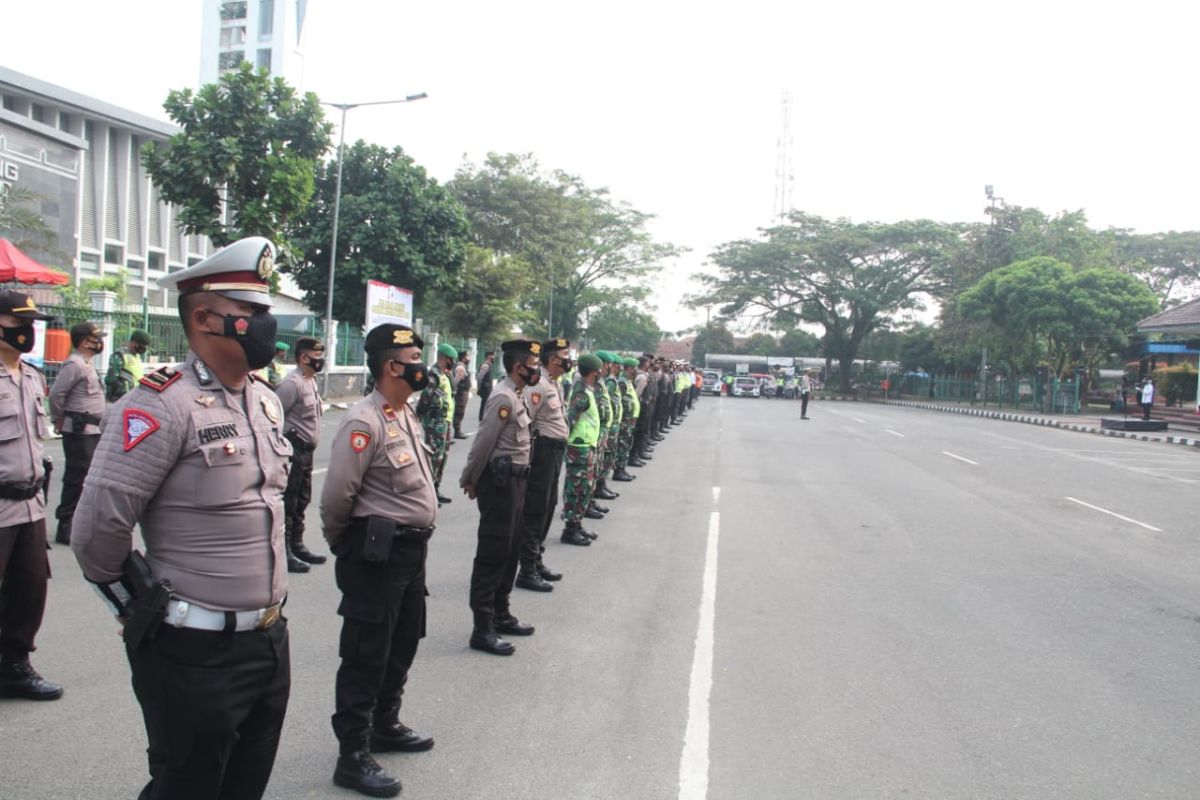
[128,620,290,800]
[453,392,469,432]
[332,526,427,753]
[283,444,314,542]
[0,518,48,659]
[469,470,526,620]
[56,432,99,523]
[801,393,810,416]
[477,388,491,421]
[519,438,566,568]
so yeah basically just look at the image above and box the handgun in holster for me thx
[41,458,52,503]
[489,455,512,489]
[91,550,173,650]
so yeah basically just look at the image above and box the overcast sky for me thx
[7,1,1199,332]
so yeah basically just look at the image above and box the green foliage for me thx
[423,245,532,342]
[1114,230,1200,308]
[450,153,682,338]
[143,63,333,260]
[287,141,468,326]
[1152,362,1198,407]
[695,212,958,390]
[776,328,821,357]
[585,303,663,353]
[737,332,778,356]
[691,323,736,363]
[56,270,130,310]
[0,186,56,254]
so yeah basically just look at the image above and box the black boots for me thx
[470,613,515,656]
[595,480,619,500]
[537,562,563,581]
[54,519,71,546]
[0,657,62,701]
[285,535,310,573]
[612,468,635,482]
[561,522,592,547]
[516,565,554,592]
[333,751,402,797]
[292,536,326,565]
[495,614,535,636]
[371,706,435,753]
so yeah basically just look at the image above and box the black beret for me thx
[364,324,424,354]
[502,338,541,357]
[543,337,570,353]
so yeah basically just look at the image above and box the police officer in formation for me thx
[452,351,471,439]
[515,337,571,592]
[0,291,62,702]
[275,336,327,573]
[105,328,150,401]
[321,323,437,798]
[460,339,539,655]
[73,236,292,800]
[47,320,105,545]
[417,342,457,505]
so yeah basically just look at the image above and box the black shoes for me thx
[595,486,619,500]
[470,630,516,656]
[561,525,592,546]
[0,658,62,701]
[584,507,605,520]
[516,568,554,592]
[371,722,435,753]
[293,542,327,565]
[54,520,71,546]
[495,615,535,636]
[537,563,563,581]
[437,494,453,505]
[612,469,635,482]
[286,551,310,573]
[333,751,401,798]
[453,432,468,440]
[628,458,646,468]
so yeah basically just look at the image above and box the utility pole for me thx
[772,90,794,225]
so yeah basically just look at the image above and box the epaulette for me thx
[140,365,182,392]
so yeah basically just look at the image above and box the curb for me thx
[882,400,1200,450]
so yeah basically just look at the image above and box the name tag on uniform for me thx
[198,422,239,444]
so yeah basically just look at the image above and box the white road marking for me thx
[942,451,979,466]
[679,502,720,800]
[712,487,720,502]
[1065,496,1163,532]
[851,416,867,424]
[885,429,906,437]
[313,468,327,475]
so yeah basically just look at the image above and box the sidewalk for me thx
[881,398,1200,450]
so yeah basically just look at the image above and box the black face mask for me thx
[205,309,278,370]
[1,323,35,354]
[394,361,429,391]
[307,357,325,373]
[520,365,541,386]
[555,356,573,373]
[86,338,104,355]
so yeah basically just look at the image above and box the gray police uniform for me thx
[276,367,323,564]
[48,351,104,542]
[517,367,569,577]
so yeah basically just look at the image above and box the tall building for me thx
[199,0,308,87]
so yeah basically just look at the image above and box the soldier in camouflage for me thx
[560,354,603,547]
[612,357,639,482]
[415,343,457,505]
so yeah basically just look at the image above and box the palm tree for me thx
[0,186,55,251]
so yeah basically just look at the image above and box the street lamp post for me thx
[319,93,428,393]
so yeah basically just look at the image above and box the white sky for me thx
[7,1,1199,332]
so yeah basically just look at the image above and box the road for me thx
[4,395,1200,799]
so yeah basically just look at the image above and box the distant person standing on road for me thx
[799,369,813,420]
[275,336,326,573]
[476,350,495,421]
[48,321,106,546]
[1140,377,1155,421]
[452,352,470,439]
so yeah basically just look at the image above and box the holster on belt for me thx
[356,516,435,563]
[68,411,102,429]
[0,473,47,501]
[488,455,512,488]
[119,551,173,650]
[285,429,316,453]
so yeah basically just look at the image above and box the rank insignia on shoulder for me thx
[123,408,160,451]
[140,366,181,392]
[350,430,371,453]
[261,395,281,423]
[387,425,400,438]
[382,404,397,421]
[530,393,542,406]
[499,406,510,420]
[192,360,214,386]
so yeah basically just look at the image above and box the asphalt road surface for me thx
[5,395,1200,799]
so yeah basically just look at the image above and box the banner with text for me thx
[365,279,414,331]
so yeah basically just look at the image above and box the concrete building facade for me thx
[199,0,308,88]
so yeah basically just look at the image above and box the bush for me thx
[1152,362,1197,407]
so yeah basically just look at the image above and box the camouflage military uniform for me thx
[561,385,597,525]
[592,377,612,492]
[415,364,451,492]
[602,374,622,478]
[615,374,636,472]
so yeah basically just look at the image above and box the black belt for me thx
[285,431,317,452]
[487,461,530,478]
[0,477,45,501]
[349,517,435,542]
[68,411,102,427]
[533,436,567,452]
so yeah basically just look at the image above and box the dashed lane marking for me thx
[942,451,979,466]
[1065,496,1163,532]
[885,429,906,437]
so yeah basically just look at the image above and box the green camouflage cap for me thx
[578,353,603,371]
[437,342,458,359]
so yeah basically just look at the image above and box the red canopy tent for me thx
[0,238,69,286]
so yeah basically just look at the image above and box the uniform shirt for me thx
[524,367,569,441]
[321,390,437,548]
[72,352,292,612]
[460,376,531,488]
[275,367,322,445]
[49,352,105,434]
[634,371,650,401]
[415,364,452,429]
[0,358,48,527]
[453,362,470,396]
[477,361,493,393]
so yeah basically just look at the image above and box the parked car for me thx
[702,369,722,395]
[732,376,761,397]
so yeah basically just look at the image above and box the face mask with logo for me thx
[307,356,325,373]
[1,323,35,354]
[206,309,278,370]
[394,361,429,391]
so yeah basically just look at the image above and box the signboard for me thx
[365,279,414,330]
[22,320,47,369]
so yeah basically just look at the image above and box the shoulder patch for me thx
[530,393,542,406]
[123,408,160,451]
[140,366,181,393]
[350,430,371,453]
[499,405,511,420]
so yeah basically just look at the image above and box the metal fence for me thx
[894,375,1083,415]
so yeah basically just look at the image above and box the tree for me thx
[143,64,332,260]
[695,212,958,390]
[776,328,821,357]
[422,245,533,343]
[450,153,682,338]
[584,304,663,353]
[287,141,468,326]
[0,186,56,253]
[1114,230,1200,308]
[737,333,778,356]
[691,323,736,363]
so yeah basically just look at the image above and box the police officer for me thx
[72,237,292,800]
[322,324,437,798]
[275,336,326,572]
[515,337,572,592]
[460,339,538,655]
[559,353,603,547]
[476,350,495,421]
[416,343,456,505]
[48,321,105,545]
[452,351,470,439]
[105,328,150,401]
[630,355,653,467]
[0,291,62,701]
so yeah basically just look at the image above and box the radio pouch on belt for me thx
[490,455,512,489]
[362,515,395,564]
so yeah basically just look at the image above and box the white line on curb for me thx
[679,501,720,800]
[1065,497,1163,532]
[885,429,905,437]
[942,451,979,466]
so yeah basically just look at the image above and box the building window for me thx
[259,0,274,37]
[256,49,272,70]
[147,251,165,273]
[58,111,72,132]
[219,51,245,70]
[220,1,247,20]
[103,244,124,266]
[1,96,14,111]
[80,252,100,275]
[126,257,145,276]
[187,256,203,267]
[220,26,247,47]
[31,104,45,123]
